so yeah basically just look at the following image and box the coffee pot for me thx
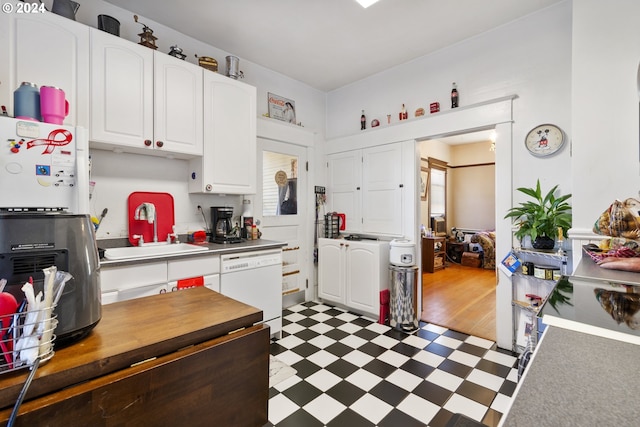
[210,207,234,242]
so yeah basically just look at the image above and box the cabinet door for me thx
[345,241,379,314]
[90,28,153,150]
[117,282,169,302]
[362,143,403,235]
[0,11,89,127]
[192,71,256,194]
[317,238,345,304]
[328,151,362,232]
[153,52,203,156]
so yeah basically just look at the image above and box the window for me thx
[427,157,448,221]
[262,151,298,216]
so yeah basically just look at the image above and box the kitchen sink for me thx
[103,243,209,260]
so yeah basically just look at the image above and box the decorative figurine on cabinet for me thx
[134,15,158,50]
[195,54,218,72]
[168,45,187,60]
[399,104,408,121]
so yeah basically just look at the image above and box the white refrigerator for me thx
[0,117,90,213]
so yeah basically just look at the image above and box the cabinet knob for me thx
[144,139,152,147]
[356,187,361,190]
[399,184,403,188]
[156,140,164,148]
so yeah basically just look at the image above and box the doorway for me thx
[256,138,309,307]
[419,131,497,341]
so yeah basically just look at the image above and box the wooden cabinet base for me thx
[0,288,270,427]
[0,325,269,427]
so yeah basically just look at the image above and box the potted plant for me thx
[504,179,572,250]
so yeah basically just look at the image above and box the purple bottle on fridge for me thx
[14,82,41,121]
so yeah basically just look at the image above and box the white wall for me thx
[449,142,496,231]
[570,0,640,244]
[327,1,573,194]
[63,0,327,239]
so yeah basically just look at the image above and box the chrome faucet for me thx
[134,202,158,243]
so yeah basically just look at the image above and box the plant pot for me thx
[532,236,555,250]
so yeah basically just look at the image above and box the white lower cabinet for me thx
[100,254,220,304]
[318,238,390,317]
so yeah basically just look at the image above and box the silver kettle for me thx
[52,0,80,20]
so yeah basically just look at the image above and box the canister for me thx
[389,239,416,266]
[14,82,40,121]
[521,261,534,275]
[534,265,558,280]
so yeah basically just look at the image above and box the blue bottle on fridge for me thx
[14,82,41,121]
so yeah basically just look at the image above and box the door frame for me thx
[256,119,316,302]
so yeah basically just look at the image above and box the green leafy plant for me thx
[504,179,572,243]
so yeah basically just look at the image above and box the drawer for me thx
[100,262,167,292]
[168,255,220,281]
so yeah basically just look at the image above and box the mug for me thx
[337,213,346,231]
[14,82,40,121]
[40,86,69,125]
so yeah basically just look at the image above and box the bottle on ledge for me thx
[361,110,366,130]
[451,82,459,108]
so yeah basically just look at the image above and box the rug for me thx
[269,355,296,388]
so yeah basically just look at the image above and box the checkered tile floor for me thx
[267,301,518,427]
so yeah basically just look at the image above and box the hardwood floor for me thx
[421,262,497,342]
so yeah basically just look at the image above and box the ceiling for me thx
[104,0,564,92]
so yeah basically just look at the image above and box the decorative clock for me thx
[525,124,565,157]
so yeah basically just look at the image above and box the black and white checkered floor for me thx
[267,301,518,427]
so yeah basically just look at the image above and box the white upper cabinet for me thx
[0,11,89,127]
[328,150,362,231]
[328,143,403,236]
[188,71,257,194]
[90,29,203,157]
[361,143,403,235]
[153,53,203,156]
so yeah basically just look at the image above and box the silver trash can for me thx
[389,265,419,332]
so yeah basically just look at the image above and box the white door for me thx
[0,11,90,126]
[328,151,362,233]
[257,138,308,303]
[153,52,203,155]
[317,238,345,304]
[362,143,403,235]
[90,28,154,149]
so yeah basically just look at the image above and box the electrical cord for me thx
[7,357,41,427]
[197,205,210,235]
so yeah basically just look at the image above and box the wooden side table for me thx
[447,240,468,264]
[422,236,446,273]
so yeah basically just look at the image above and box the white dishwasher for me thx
[220,249,282,337]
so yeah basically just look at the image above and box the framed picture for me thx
[268,92,296,124]
[420,167,429,201]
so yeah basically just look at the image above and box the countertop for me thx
[501,325,640,427]
[501,256,640,426]
[98,238,287,267]
[0,287,263,410]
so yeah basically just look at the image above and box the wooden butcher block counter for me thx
[0,287,270,426]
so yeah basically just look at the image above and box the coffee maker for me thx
[210,207,242,243]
